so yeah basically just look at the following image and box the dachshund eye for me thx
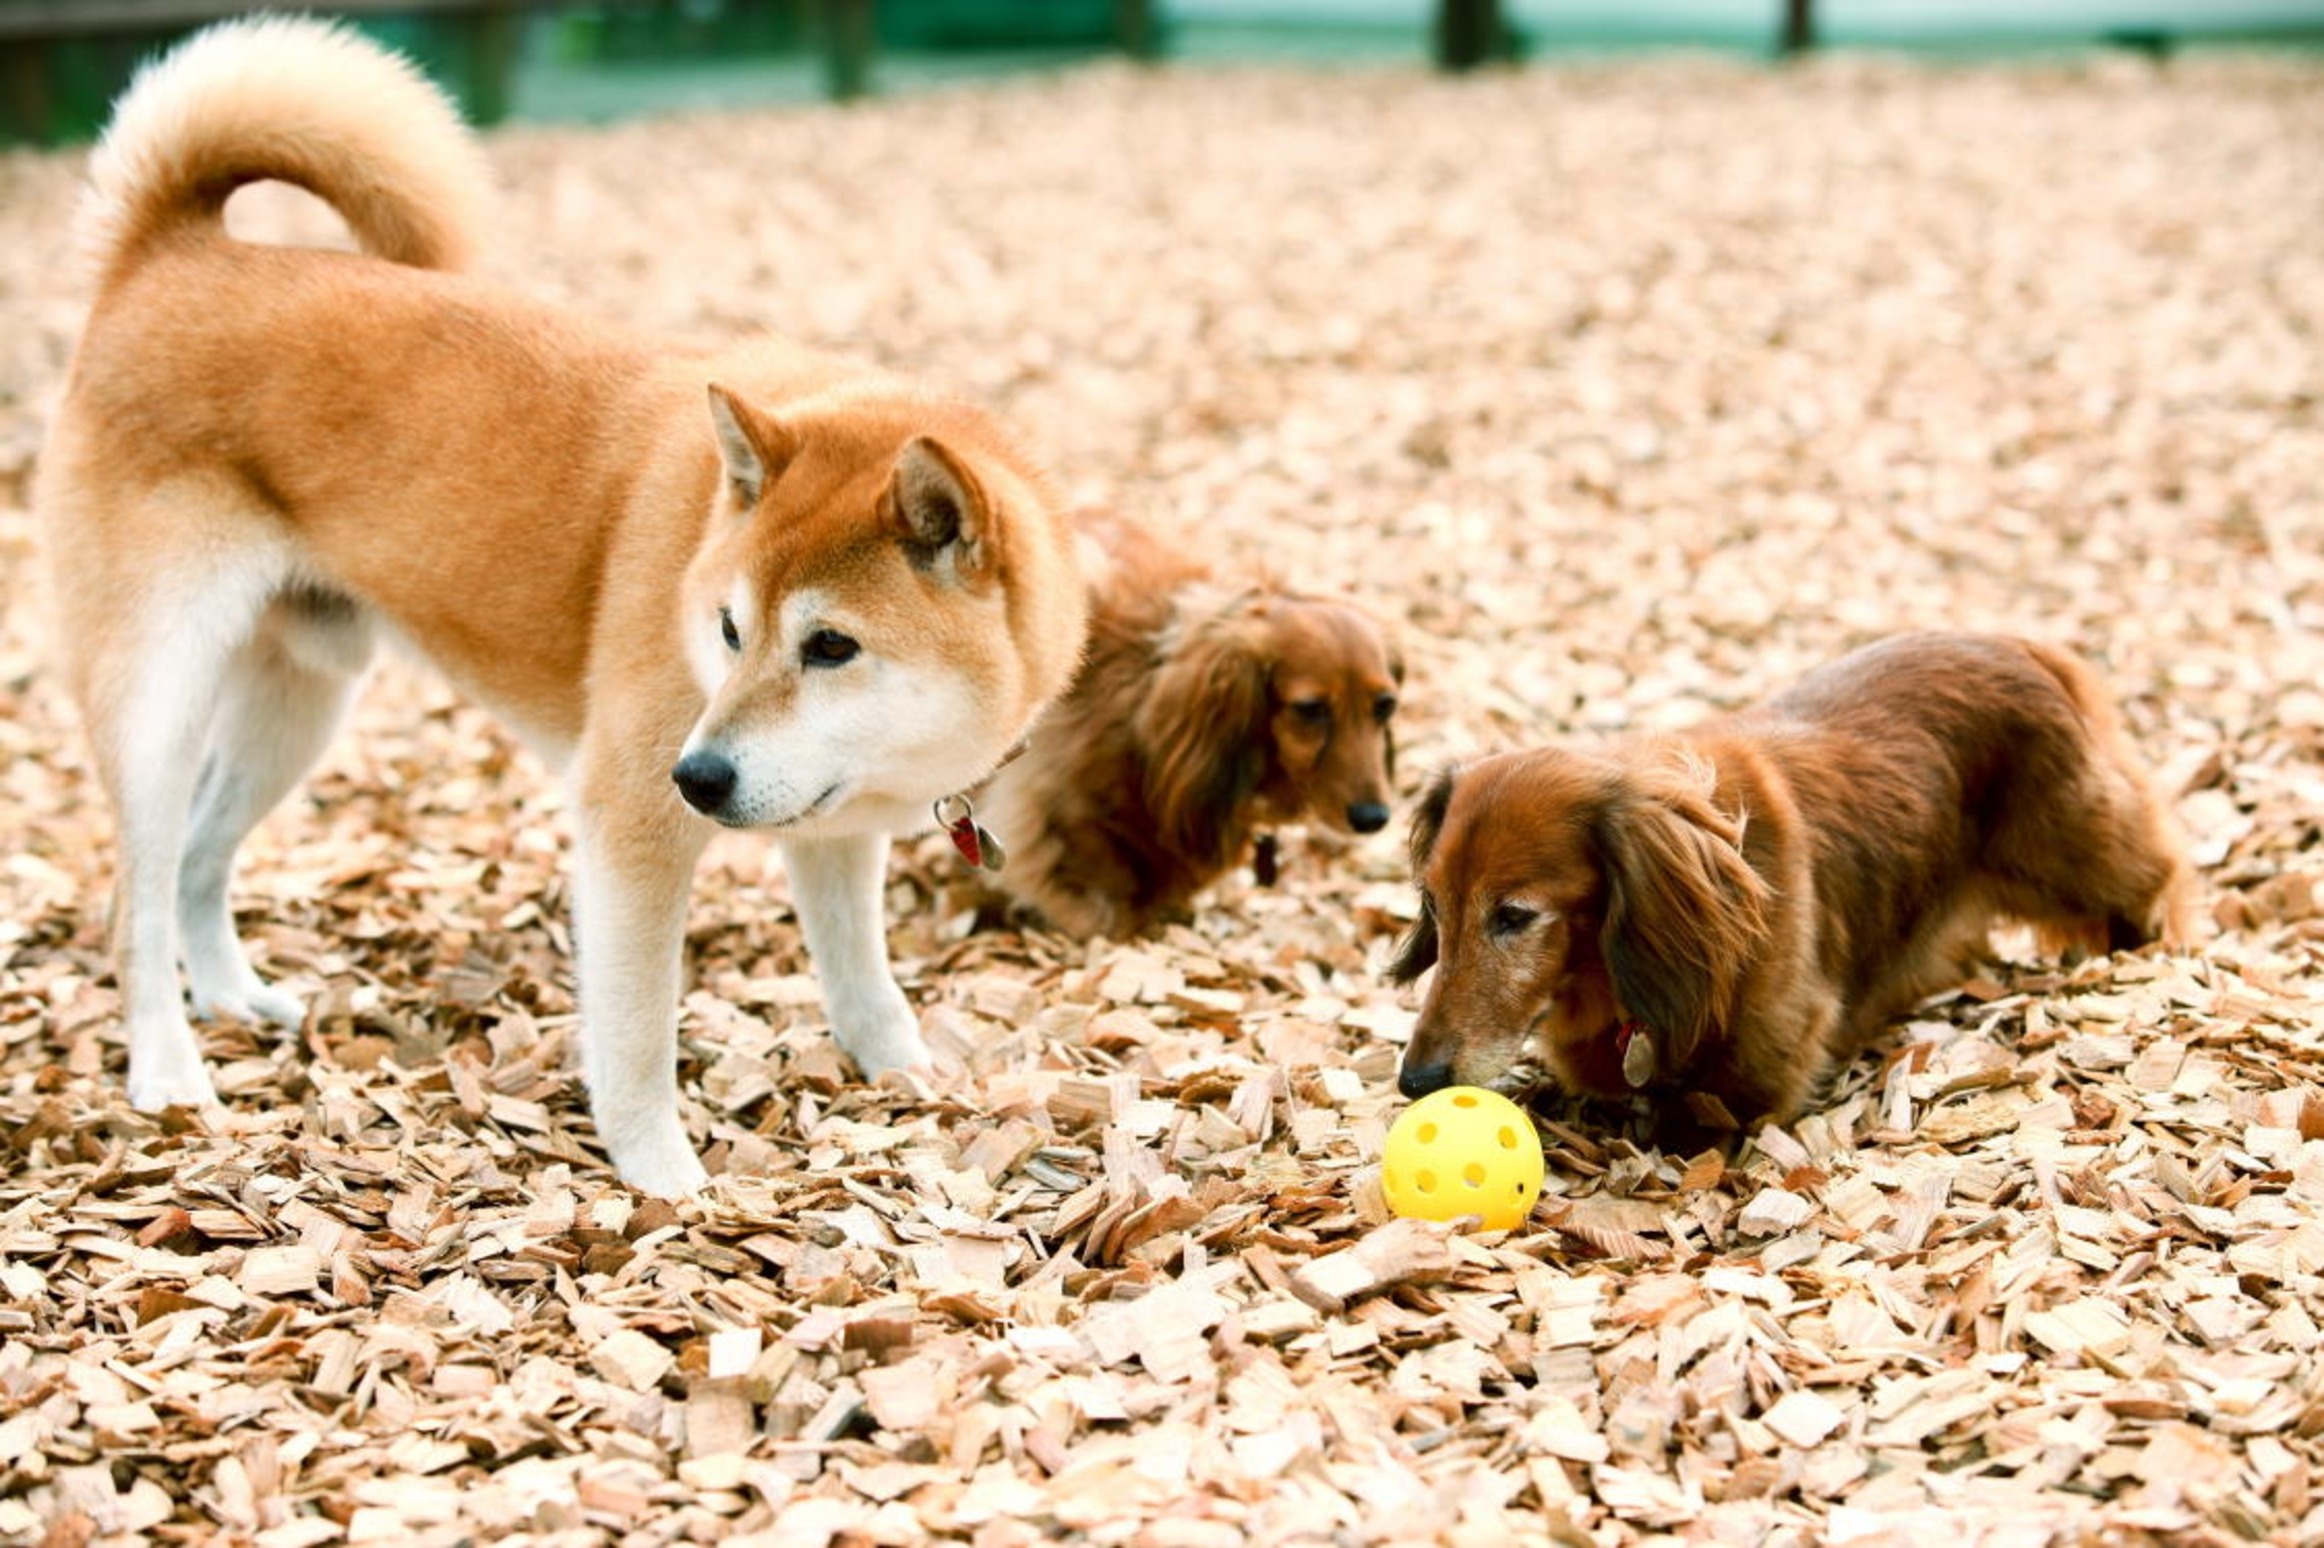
[1373,693,1398,722]
[802,628,860,668]
[719,607,741,652]
[1290,699,1331,726]
[1488,902,1539,939]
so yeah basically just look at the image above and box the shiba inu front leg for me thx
[783,832,929,1076]
[572,814,713,1196]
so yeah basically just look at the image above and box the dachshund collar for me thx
[1617,1020,1657,1087]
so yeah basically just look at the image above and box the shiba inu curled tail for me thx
[40,18,1088,1195]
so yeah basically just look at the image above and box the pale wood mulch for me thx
[2,51,2322,1548]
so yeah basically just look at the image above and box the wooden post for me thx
[1435,0,1503,72]
[1780,0,1816,55]
[822,0,873,101]
[0,41,54,143]
[453,2,521,125]
[1116,0,1160,63]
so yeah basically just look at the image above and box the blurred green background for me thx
[5,0,2322,144]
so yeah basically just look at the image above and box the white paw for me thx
[594,1096,711,1196]
[607,1125,712,1198]
[831,992,930,1079]
[190,975,307,1030]
[126,1034,220,1112]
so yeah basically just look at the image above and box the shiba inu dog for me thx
[37,18,1087,1195]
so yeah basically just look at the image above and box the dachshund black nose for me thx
[672,751,737,815]
[1399,1058,1454,1101]
[1349,801,1391,834]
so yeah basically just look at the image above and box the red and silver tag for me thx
[1617,1021,1656,1088]
[933,794,1007,873]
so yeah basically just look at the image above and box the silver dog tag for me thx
[935,796,1007,873]
[1621,1025,1656,1088]
[974,825,1006,873]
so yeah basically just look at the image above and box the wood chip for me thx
[589,1328,675,1391]
[1763,1388,1848,1449]
[1287,1218,1456,1313]
[234,1245,321,1297]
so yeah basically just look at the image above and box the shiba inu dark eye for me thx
[719,607,741,652]
[1290,698,1331,725]
[1373,693,1398,722]
[803,629,860,668]
[1489,902,1538,939]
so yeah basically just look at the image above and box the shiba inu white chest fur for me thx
[38,18,1087,1195]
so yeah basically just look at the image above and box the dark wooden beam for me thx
[821,0,873,101]
[1780,0,1817,55]
[1435,0,1504,73]
[0,0,510,39]
[1116,0,1160,63]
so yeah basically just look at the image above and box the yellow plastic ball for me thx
[1381,1086,1545,1231]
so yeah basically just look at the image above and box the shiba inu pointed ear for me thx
[888,437,992,582]
[706,383,798,512]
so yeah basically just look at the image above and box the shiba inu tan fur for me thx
[38,19,1087,1195]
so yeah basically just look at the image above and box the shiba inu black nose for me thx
[672,751,737,815]
[1399,1058,1454,1100]
[1349,801,1391,834]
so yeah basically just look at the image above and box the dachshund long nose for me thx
[1348,801,1391,834]
[1398,1057,1454,1100]
[672,750,737,816]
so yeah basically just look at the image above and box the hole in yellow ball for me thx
[1463,1162,1486,1188]
[1452,1093,1479,1108]
[1415,1169,1438,1194]
[1416,1122,1438,1145]
[1497,1125,1517,1149]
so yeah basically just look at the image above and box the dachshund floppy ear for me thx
[1386,765,1457,984]
[1592,753,1768,1078]
[1134,600,1270,871]
[1384,647,1407,785]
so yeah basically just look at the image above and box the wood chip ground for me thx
[3,52,2322,1547]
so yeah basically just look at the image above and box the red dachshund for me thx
[1389,633,2191,1134]
[978,512,1402,938]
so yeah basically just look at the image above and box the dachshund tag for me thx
[933,795,1006,873]
[1618,1021,1656,1088]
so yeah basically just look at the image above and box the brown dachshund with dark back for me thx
[979,512,1402,938]
[1389,633,2191,1135]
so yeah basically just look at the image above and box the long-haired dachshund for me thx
[978,512,1403,938]
[1388,632,2191,1136]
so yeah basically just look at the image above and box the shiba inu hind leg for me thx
[85,550,287,1111]
[782,832,930,1077]
[571,806,713,1197]
[178,593,374,1028]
